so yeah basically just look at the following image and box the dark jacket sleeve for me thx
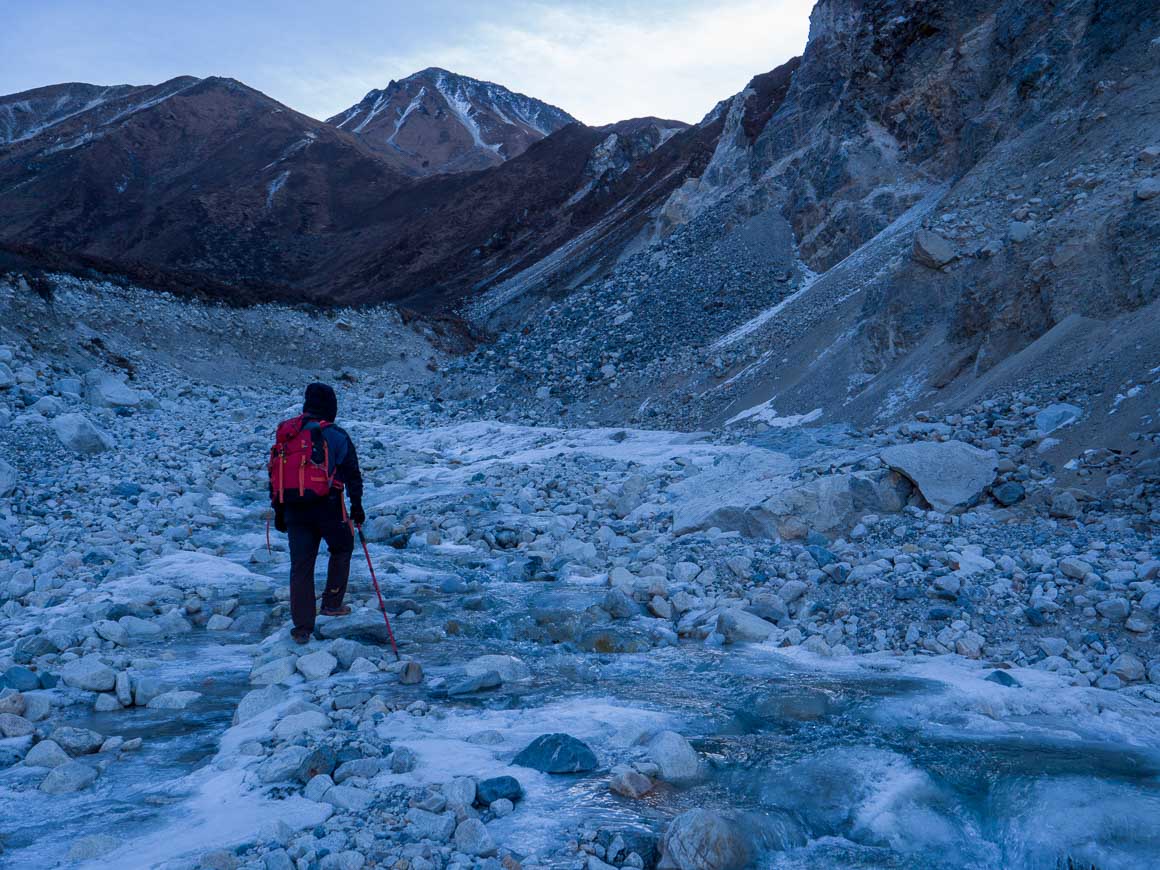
[339,433,363,509]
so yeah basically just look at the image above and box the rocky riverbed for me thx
[1,295,1160,870]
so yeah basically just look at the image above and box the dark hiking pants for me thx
[286,496,354,634]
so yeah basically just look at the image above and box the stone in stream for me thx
[49,726,104,756]
[446,670,502,696]
[40,760,99,794]
[513,733,598,773]
[146,690,202,710]
[647,731,700,782]
[880,441,998,513]
[610,768,654,798]
[658,809,752,870]
[475,775,523,805]
[399,661,424,684]
[60,655,116,691]
[463,654,532,683]
[715,609,775,644]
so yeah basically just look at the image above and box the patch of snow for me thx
[725,400,823,428]
[387,87,427,145]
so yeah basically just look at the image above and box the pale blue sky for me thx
[0,0,813,125]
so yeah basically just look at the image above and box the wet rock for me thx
[610,768,654,798]
[49,726,104,756]
[647,730,700,782]
[447,670,502,696]
[147,690,202,710]
[659,809,751,870]
[40,760,98,794]
[513,733,598,773]
[464,654,532,683]
[880,441,997,513]
[476,775,523,805]
[399,661,424,684]
[52,413,115,454]
[60,655,116,691]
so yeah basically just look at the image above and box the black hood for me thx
[303,382,338,422]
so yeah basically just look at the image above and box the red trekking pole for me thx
[355,524,400,661]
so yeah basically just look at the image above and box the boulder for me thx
[475,775,523,805]
[146,690,202,710]
[610,769,654,798]
[295,650,338,681]
[463,654,531,683]
[49,726,104,755]
[912,229,958,269]
[512,733,598,774]
[1035,403,1081,436]
[53,413,115,454]
[453,818,497,857]
[404,808,456,842]
[659,810,752,870]
[880,441,998,513]
[40,761,99,794]
[23,739,73,768]
[84,369,141,408]
[61,655,116,692]
[647,731,700,782]
[715,610,775,644]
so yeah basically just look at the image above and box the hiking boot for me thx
[291,629,311,645]
[319,605,351,617]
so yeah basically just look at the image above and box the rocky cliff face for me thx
[460,0,1159,441]
[328,68,576,175]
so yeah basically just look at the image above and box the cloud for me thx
[302,0,814,125]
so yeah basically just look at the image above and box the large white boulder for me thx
[53,413,114,454]
[84,369,141,408]
[880,440,997,513]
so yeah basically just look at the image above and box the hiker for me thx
[268,382,365,644]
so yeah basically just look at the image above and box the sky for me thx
[0,0,814,126]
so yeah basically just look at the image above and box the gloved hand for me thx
[273,506,287,533]
[349,503,366,526]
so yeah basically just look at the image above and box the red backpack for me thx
[268,415,344,505]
